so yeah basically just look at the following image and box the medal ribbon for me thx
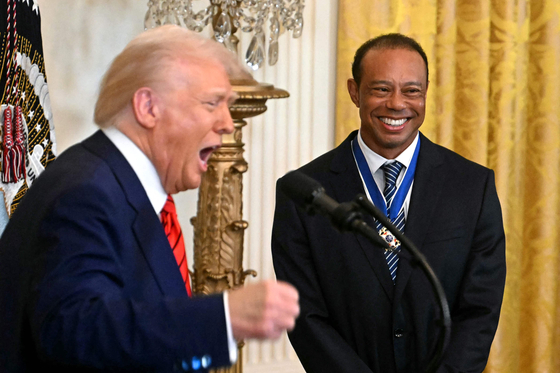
[351,136,420,220]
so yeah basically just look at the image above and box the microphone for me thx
[281,171,451,371]
[280,170,451,372]
[280,171,389,249]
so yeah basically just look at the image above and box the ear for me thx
[131,87,159,129]
[347,78,360,108]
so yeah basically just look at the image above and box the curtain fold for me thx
[336,1,560,372]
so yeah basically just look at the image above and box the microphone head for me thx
[279,171,324,211]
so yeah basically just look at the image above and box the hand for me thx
[228,280,299,341]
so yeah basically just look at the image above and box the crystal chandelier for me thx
[144,0,305,70]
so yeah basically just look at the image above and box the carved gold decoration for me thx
[191,77,288,373]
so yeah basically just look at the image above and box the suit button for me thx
[191,356,201,370]
[201,355,212,368]
[394,328,404,338]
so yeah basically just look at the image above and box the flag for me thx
[0,0,56,234]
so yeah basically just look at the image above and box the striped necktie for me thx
[378,161,405,283]
[161,195,192,296]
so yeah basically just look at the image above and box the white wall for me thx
[40,1,338,371]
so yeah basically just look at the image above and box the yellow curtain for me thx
[336,1,560,372]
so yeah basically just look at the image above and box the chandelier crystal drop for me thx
[144,0,305,70]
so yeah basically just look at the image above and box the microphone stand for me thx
[351,194,451,373]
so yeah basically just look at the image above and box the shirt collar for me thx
[357,130,419,174]
[102,126,168,214]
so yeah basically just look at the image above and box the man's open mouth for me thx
[199,145,220,163]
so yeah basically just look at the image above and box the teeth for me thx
[380,117,407,126]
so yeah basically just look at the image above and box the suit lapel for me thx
[394,133,445,300]
[131,207,188,297]
[328,131,395,300]
[82,131,187,297]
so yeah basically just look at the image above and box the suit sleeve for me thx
[272,178,374,373]
[29,184,231,371]
[437,170,506,373]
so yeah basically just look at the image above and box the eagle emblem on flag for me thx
[0,0,56,227]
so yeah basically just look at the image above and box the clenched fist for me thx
[228,280,300,341]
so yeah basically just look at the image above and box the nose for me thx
[386,92,406,111]
[215,103,235,135]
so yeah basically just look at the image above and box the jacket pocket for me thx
[422,225,465,244]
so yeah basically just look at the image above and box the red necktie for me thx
[161,195,192,297]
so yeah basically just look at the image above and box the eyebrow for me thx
[228,92,239,106]
[200,90,238,106]
[367,80,424,87]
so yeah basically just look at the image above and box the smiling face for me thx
[149,59,236,193]
[347,48,428,159]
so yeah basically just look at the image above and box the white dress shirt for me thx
[355,131,420,219]
[102,126,237,363]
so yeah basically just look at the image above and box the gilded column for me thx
[191,79,288,373]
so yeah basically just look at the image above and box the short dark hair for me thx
[351,33,429,87]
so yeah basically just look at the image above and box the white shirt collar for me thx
[354,131,419,218]
[102,126,167,214]
[357,130,419,175]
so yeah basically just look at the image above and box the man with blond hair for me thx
[0,25,299,372]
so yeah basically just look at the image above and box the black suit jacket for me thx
[272,131,506,373]
[0,131,230,372]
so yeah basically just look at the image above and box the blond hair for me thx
[94,25,250,127]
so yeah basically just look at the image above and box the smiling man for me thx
[0,25,299,372]
[272,34,506,372]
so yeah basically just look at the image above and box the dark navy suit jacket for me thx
[272,131,506,373]
[0,131,230,372]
